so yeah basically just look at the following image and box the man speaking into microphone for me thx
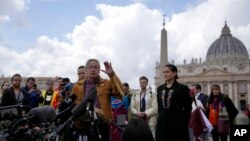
[70,59,124,141]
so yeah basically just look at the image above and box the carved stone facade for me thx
[155,22,250,110]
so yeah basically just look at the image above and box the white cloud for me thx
[0,0,250,90]
[0,0,29,20]
[65,3,162,86]
[0,0,29,13]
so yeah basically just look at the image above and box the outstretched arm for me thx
[101,61,124,100]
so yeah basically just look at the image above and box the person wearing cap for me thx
[39,80,56,107]
[155,64,192,141]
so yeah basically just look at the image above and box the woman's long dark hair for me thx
[164,64,179,79]
[24,77,36,90]
[122,117,154,141]
[208,84,223,105]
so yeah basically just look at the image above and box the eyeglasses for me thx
[13,79,21,81]
[87,66,100,70]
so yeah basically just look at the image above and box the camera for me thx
[0,105,56,141]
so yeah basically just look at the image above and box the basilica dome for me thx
[206,22,249,64]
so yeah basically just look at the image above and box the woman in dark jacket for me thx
[207,84,238,141]
[1,74,29,106]
[155,64,192,141]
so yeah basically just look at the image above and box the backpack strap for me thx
[193,97,198,108]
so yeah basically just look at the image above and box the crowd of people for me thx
[0,58,247,141]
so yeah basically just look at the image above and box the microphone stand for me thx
[0,105,30,110]
[89,109,102,140]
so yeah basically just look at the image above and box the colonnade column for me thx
[229,81,233,99]
[247,80,250,104]
[220,83,223,94]
[233,82,238,109]
[207,83,211,95]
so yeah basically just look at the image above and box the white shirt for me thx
[191,99,204,112]
[195,91,202,100]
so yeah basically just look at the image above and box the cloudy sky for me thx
[0,0,250,90]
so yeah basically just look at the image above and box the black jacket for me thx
[1,87,29,106]
[155,81,192,141]
[207,93,238,125]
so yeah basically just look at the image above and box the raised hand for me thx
[101,61,115,77]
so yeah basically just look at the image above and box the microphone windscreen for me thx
[69,94,77,102]
[71,98,88,116]
[86,87,97,102]
[71,87,97,116]
[65,83,74,91]
[58,94,77,111]
[28,106,56,124]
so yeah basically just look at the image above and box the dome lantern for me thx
[206,22,249,64]
[221,21,232,36]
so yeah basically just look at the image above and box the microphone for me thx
[55,90,97,135]
[58,94,77,111]
[166,90,174,109]
[28,106,56,124]
[8,106,56,133]
[65,82,74,91]
[86,88,96,111]
[8,115,35,133]
[65,94,77,104]
[56,88,97,135]
[55,94,77,125]
[60,83,74,97]
[55,116,74,135]
[71,87,97,116]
